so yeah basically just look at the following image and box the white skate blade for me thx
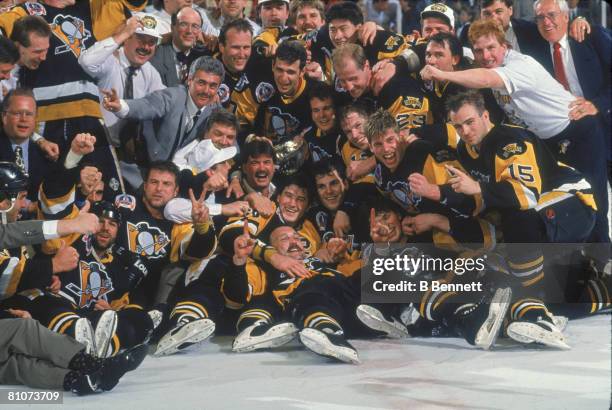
[154,319,215,356]
[75,318,96,355]
[474,287,512,350]
[232,322,298,353]
[95,310,118,358]
[299,328,360,365]
[507,322,571,350]
[356,305,410,338]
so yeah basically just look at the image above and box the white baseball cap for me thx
[258,0,290,5]
[421,3,455,30]
[187,139,237,174]
[134,14,163,39]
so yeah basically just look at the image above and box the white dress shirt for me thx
[505,22,520,52]
[493,49,575,139]
[548,34,584,97]
[205,10,261,37]
[78,36,166,145]
[147,5,218,36]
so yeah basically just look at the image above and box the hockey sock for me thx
[510,298,552,322]
[169,301,209,328]
[236,308,273,333]
[303,311,343,335]
[48,312,80,336]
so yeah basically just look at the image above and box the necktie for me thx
[553,42,570,91]
[176,51,189,83]
[123,66,137,100]
[14,146,26,175]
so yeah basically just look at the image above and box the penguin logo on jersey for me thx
[126,221,170,259]
[255,82,275,103]
[50,14,91,57]
[388,180,422,211]
[217,83,231,104]
[384,35,402,51]
[268,107,300,140]
[65,261,113,308]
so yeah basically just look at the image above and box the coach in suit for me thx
[104,56,224,164]
[532,0,610,125]
[0,89,51,202]
[149,7,211,88]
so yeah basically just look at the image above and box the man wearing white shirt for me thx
[420,18,609,242]
[78,14,166,148]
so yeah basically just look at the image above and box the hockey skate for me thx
[452,287,512,350]
[507,314,571,350]
[232,321,299,353]
[356,304,410,338]
[71,344,149,395]
[95,310,118,358]
[299,328,360,364]
[154,318,215,356]
[74,318,96,355]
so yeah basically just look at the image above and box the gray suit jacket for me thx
[149,43,181,88]
[0,220,45,249]
[125,86,218,162]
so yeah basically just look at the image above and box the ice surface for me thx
[4,315,610,410]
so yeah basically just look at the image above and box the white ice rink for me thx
[3,314,610,410]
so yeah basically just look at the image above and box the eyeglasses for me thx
[3,110,35,119]
[535,12,561,23]
[177,21,202,31]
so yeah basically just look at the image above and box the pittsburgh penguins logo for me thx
[387,180,421,211]
[65,261,113,308]
[50,14,91,58]
[267,107,300,140]
[217,83,230,104]
[126,221,170,259]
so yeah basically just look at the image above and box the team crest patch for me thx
[50,14,91,58]
[115,194,136,211]
[141,15,158,30]
[267,107,300,140]
[430,3,449,13]
[217,83,230,104]
[65,261,113,308]
[25,2,46,15]
[500,142,525,159]
[255,82,275,103]
[385,35,402,51]
[109,177,120,192]
[402,96,422,109]
[127,221,170,259]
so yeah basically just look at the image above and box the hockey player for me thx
[228,222,360,364]
[216,19,275,135]
[438,91,600,348]
[302,82,343,165]
[332,43,433,131]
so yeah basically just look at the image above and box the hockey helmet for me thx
[0,161,28,202]
[91,200,122,224]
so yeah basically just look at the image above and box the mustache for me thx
[136,48,152,56]
[288,244,301,252]
[255,171,269,177]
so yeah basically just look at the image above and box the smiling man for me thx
[258,40,315,143]
[79,14,165,147]
[103,56,224,164]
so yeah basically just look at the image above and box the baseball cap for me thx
[134,14,163,39]
[187,139,237,174]
[258,0,290,5]
[421,3,455,29]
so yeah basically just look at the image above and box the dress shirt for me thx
[548,34,584,97]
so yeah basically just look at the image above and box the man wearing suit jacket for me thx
[459,0,553,59]
[0,89,51,202]
[103,56,224,166]
[149,7,211,88]
[533,0,610,128]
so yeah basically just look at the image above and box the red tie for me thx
[553,42,570,91]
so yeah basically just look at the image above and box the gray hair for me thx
[188,56,225,80]
[534,0,569,13]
